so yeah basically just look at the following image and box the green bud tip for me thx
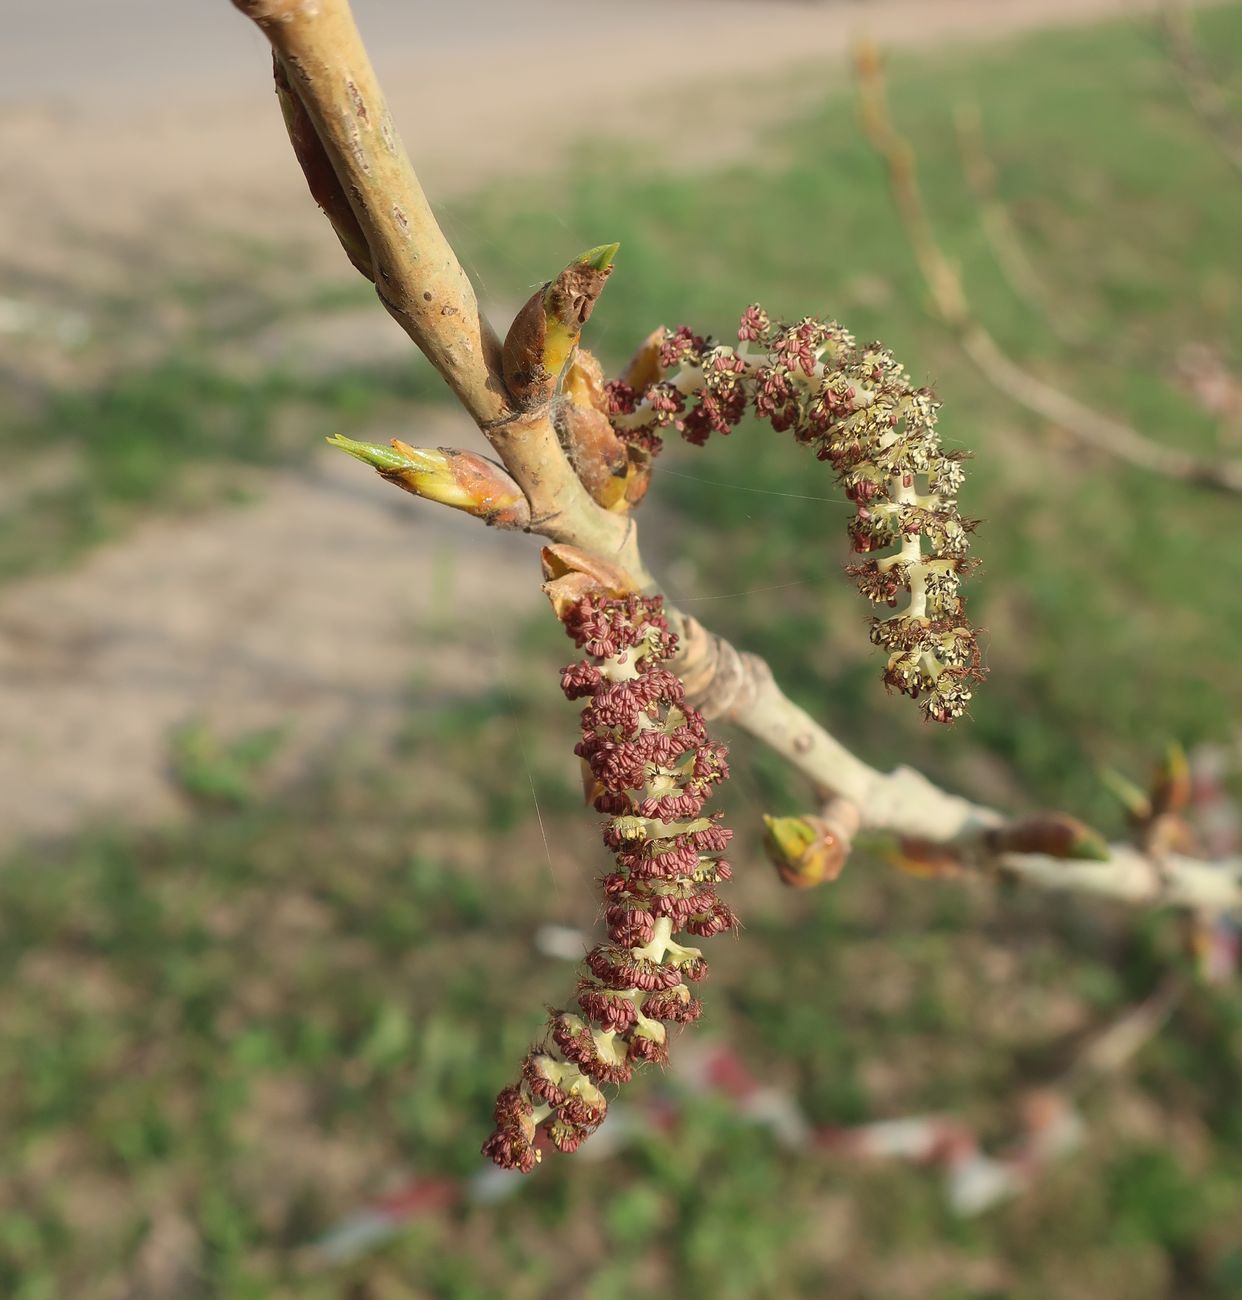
[1067,827,1111,862]
[326,434,448,478]
[762,814,816,857]
[1100,766,1151,820]
[576,242,620,272]
[326,433,413,472]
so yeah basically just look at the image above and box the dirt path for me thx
[0,0,1190,852]
[0,414,544,848]
[2,0,1184,292]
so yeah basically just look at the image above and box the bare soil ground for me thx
[0,416,542,845]
[0,0,1184,851]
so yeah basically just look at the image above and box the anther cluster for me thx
[606,308,984,722]
[482,593,735,1171]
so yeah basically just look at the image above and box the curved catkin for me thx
[482,594,735,1171]
[605,308,986,723]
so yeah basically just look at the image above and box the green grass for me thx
[3,677,1242,1300]
[0,266,441,580]
[5,5,1242,1298]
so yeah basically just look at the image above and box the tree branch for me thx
[854,41,1242,497]
[953,102,1092,348]
[230,0,644,575]
[234,0,503,422]
[227,0,1242,920]
[1159,0,1242,183]
[671,612,1242,910]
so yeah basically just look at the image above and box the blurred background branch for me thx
[855,39,1242,496]
[1159,0,1242,179]
[953,102,1093,348]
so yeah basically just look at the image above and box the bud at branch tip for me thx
[326,434,529,528]
[503,242,620,410]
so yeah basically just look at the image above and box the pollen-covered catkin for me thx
[604,309,985,722]
[482,594,735,1170]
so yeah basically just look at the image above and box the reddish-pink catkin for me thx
[606,309,985,723]
[482,594,735,1171]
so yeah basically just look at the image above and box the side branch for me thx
[854,42,1242,497]
[668,612,1242,911]
[953,103,1091,349]
[1159,0,1242,182]
[672,615,992,833]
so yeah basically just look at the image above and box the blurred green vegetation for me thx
[455,4,1242,822]
[4,5,1242,1299]
[4,668,1242,1299]
[0,270,425,580]
[170,721,289,810]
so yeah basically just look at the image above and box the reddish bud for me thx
[502,244,618,409]
[987,814,1110,862]
[887,836,966,880]
[273,55,371,281]
[558,402,630,509]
